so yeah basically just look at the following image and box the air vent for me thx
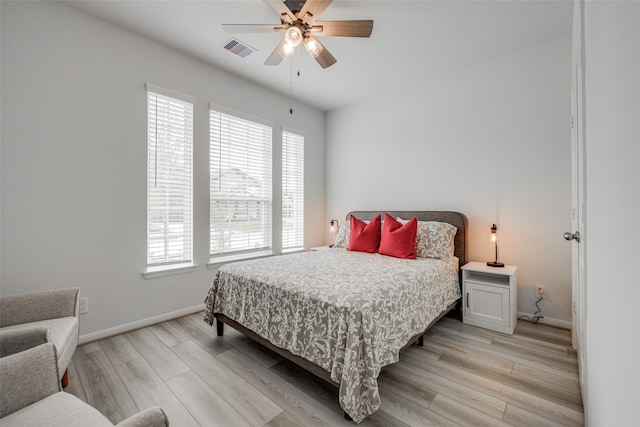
[222,38,256,58]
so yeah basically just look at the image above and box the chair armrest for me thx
[0,288,80,327]
[116,407,169,427]
[0,342,61,418]
[0,326,51,357]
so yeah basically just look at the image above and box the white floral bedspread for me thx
[204,249,460,423]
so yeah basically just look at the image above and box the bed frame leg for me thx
[216,319,224,336]
[418,335,424,347]
[344,411,352,421]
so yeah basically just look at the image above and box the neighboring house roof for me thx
[211,168,262,196]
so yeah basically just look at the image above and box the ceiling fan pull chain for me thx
[289,57,294,115]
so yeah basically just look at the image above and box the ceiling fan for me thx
[223,0,373,69]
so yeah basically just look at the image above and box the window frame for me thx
[144,84,196,277]
[281,127,305,251]
[208,104,274,264]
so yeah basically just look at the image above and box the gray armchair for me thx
[0,288,80,387]
[0,342,169,426]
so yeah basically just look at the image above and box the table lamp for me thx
[487,224,505,267]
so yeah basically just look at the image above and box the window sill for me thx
[207,250,274,269]
[282,248,305,254]
[143,264,198,279]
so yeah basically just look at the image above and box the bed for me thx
[204,210,468,423]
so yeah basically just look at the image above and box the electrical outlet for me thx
[79,297,89,314]
[536,285,547,299]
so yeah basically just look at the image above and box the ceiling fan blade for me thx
[309,38,337,69]
[223,24,286,34]
[263,0,296,23]
[298,0,333,24]
[264,38,288,66]
[311,20,373,37]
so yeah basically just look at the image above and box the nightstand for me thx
[461,261,518,335]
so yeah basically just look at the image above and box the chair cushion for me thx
[0,392,113,427]
[1,317,78,378]
[0,343,60,418]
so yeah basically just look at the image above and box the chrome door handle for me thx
[563,231,581,242]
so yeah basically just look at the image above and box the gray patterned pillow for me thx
[398,218,457,259]
[333,220,350,248]
[332,218,385,249]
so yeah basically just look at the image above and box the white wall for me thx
[0,1,325,337]
[326,35,573,324]
[584,1,640,424]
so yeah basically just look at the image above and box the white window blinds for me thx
[282,129,304,250]
[147,87,193,268]
[210,107,272,257]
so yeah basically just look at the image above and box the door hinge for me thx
[571,116,575,129]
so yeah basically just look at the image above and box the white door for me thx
[569,0,587,408]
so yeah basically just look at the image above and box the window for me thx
[146,85,193,270]
[282,129,304,250]
[210,106,272,258]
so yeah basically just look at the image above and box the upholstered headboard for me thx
[346,211,469,267]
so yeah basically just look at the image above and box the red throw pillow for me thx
[378,214,417,259]
[347,214,382,253]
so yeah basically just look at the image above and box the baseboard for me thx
[517,311,572,330]
[78,306,570,343]
[79,303,205,345]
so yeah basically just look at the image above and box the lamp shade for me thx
[303,37,323,58]
[284,26,303,47]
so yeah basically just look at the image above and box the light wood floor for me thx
[66,313,584,426]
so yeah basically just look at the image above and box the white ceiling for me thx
[63,0,573,112]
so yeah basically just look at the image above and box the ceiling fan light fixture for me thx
[284,26,303,47]
[226,0,373,69]
[282,42,296,58]
[303,37,323,58]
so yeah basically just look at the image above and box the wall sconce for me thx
[486,224,505,267]
[330,219,338,234]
